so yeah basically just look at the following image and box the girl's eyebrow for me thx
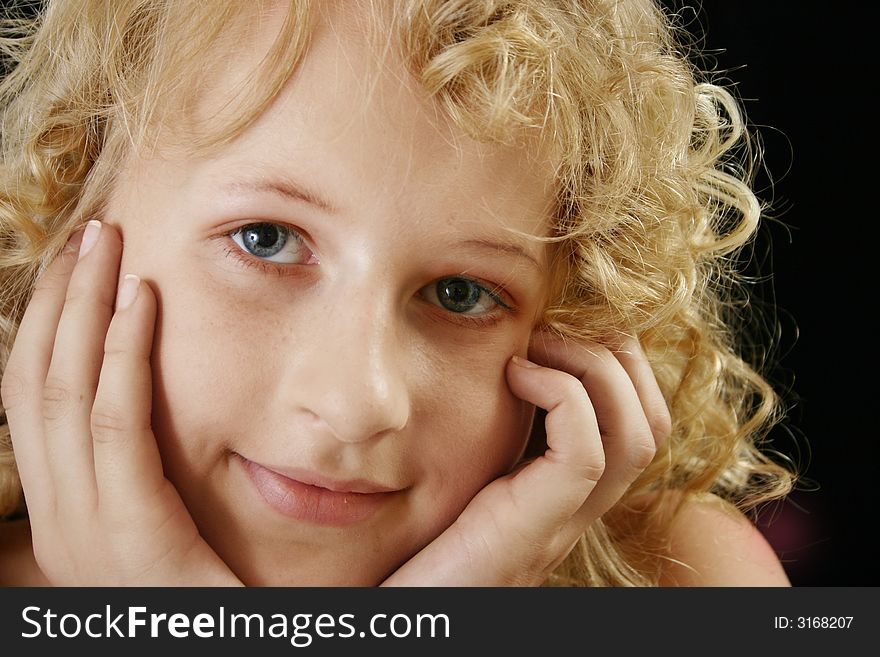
[223,178,338,214]
[457,239,542,272]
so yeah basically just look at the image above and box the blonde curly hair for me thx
[0,0,794,586]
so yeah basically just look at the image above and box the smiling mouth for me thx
[236,455,398,526]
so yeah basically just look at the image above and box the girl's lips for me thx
[239,457,396,526]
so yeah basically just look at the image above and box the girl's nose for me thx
[291,290,410,444]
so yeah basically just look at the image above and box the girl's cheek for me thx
[149,282,266,434]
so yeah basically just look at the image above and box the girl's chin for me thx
[227,554,396,587]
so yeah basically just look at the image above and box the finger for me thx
[504,356,604,529]
[43,220,122,509]
[529,338,657,468]
[528,336,652,446]
[1,230,82,516]
[527,336,656,529]
[609,335,672,449]
[91,274,163,515]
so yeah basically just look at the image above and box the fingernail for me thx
[116,274,140,310]
[78,220,102,259]
[511,355,540,369]
[63,229,85,254]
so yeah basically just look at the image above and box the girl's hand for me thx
[0,221,240,586]
[382,333,671,586]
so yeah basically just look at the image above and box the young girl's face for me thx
[107,5,553,584]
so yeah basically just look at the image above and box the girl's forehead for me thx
[181,4,550,149]
[172,1,556,228]
[187,7,391,140]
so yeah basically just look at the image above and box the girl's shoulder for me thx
[654,491,790,586]
[0,518,48,586]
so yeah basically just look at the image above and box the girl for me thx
[0,0,794,586]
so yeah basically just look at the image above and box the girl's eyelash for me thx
[423,279,517,329]
[220,223,311,277]
[221,244,298,278]
[446,310,505,329]
[482,285,513,312]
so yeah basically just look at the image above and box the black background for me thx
[671,2,877,586]
[2,1,875,586]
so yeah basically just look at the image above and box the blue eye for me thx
[230,223,313,264]
[241,223,287,256]
[422,277,505,315]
